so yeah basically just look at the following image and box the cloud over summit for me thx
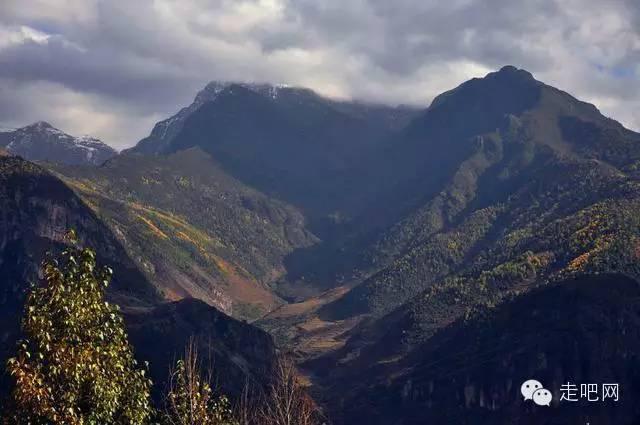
[0,0,638,148]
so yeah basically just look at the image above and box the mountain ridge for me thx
[11,65,640,423]
[50,147,318,319]
[0,121,117,166]
[126,80,418,158]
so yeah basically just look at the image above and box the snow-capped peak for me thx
[24,121,67,136]
[4,121,117,166]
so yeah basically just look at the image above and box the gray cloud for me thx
[0,0,638,149]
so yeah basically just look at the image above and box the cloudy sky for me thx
[0,0,638,149]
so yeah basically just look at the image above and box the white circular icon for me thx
[520,379,543,400]
[532,388,552,406]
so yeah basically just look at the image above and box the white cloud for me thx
[0,25,51,49]
[0,0,638,148]
[0,79,162,149]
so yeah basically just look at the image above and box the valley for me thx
[2,66,640,424]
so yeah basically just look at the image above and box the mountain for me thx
[8,67,640,423]
[126,81,418,217]
[0,154,277,401]
[0,153,156,396]
[253,67,640,422]
[316,274,640,425]
[320,65,640,318]
[290,66,640,285]
[0,121,117,166]
[51,81,419,310]
[49,148,318,320]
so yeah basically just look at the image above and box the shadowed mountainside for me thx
[317,274,640,425]
[50,148,318,320]
[128,82,418,219]
[0,155,277,403]
[255,67,640,424]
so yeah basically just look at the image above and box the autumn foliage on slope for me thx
[2,232,322,425]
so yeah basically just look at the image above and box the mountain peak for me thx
[19,121,76,139]
[486,65,536,84]
[429,65,539,109]
[3,121,117,166]
[22,121,70,138]
[496,65,534,77]
[420,65,542,135]
[27,121,55,130]
[128,80,329,156]
[499,64,519,72]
